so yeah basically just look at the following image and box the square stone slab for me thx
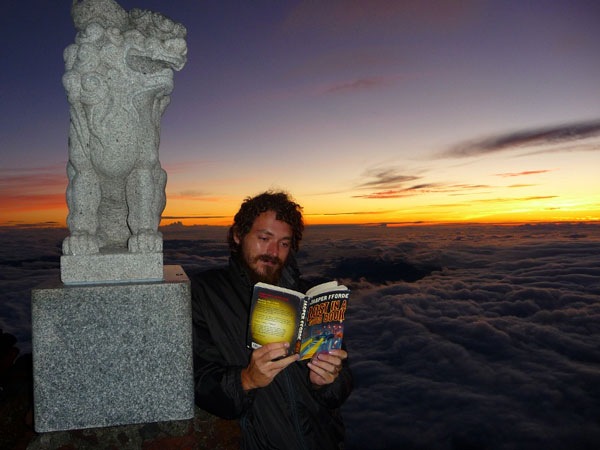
[60,250,163,284]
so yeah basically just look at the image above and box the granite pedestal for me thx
[31,265,194,433]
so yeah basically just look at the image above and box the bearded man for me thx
[191,191,353,450]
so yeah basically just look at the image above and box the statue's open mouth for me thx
[127,53,171,74]
[126,48,185,74]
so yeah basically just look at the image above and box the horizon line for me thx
[2,219,599,231]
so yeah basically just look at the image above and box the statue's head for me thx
[70,1,187,76]
[127,9,187,72]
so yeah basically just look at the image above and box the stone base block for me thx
[31,265,194,433]
[60,251,163,285]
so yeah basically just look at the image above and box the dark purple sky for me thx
[2,1,599,226]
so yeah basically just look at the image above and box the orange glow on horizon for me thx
[2,191,598,228]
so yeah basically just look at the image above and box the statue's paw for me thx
[96,231,109,249]
[128,230,162,253]
[63,233,100,256]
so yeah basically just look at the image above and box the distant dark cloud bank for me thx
[1,223,599,449]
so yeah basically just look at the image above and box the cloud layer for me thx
[1,223,599,449]
[327,223,600,449]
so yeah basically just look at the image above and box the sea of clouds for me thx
[1,222,599,449]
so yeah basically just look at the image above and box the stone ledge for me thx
[61,251,163,284]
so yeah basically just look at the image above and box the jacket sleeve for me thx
[192,279,255,419]
[309,343,353,409]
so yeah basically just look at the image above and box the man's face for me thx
[235,210,292,284]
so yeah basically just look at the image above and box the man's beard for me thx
[242,253,285,285]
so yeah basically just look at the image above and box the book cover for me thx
[298,287,348,360]
[247,283,305,352]
[247,281,348,360]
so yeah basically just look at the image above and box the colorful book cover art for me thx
[298,291,347,360]
[299,321,344,360]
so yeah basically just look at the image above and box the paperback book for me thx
[247,280,349,360]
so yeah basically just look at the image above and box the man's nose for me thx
[267,241,278,257]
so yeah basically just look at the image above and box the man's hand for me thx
[241,342,299,391]
[307,349,348,386]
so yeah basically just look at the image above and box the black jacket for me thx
[191,256,353,450]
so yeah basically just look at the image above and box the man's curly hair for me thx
[228,191,304,254]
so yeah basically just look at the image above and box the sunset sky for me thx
[2,0,599,227]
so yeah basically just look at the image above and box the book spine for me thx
[294,297,308,354]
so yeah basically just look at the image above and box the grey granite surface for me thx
[61,250,163,284]
[32,266,194,432]
[61,0,187,270]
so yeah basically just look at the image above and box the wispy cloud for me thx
[322,76,389,94]
[470,195,558,203]
[354,187,434,199]
[161,215,229,220]
[354,183,491,199]
[306,210,394,216]
[450,184,492,190]
[439,120,600,158]
[1,221,62,229]
[495,170,553,177]
[420,195,560,210]
[427,203,468,208]
[167,191,224,202]
[357,167,422,190]
[518,142,600,158]
[0,167,66,194]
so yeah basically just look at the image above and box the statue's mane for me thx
[71,0,128,32]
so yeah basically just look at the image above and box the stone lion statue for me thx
[62,0,187,256]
